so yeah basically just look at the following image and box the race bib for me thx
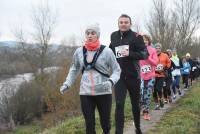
[115,45,129,58]
[141,65,152,74]
[192,67,197,71]
[156,64,163,71]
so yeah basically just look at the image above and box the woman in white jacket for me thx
[60,24,121,134]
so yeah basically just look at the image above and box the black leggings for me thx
[153,77,164,103]
[182,74,189,88]
[80,94,112,134]
[163,78,172,99]
[114,76,141,134]
[190,71,195,85]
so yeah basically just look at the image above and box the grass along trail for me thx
[125,80,200,134]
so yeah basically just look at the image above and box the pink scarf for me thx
[84,40,100,51]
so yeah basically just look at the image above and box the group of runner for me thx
[140,35,200,121]
[59,14,200,134]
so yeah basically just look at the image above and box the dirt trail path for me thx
[124,89,187,134]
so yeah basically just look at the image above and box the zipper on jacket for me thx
[89,71,95,95]
[120,33,123,45]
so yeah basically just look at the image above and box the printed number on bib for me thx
[141,65,151,74]
[156,64,163,71]
[115,45,129,58]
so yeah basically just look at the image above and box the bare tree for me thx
[31,2,57,74]
[173,0,200,52]
[14,29,39,73]
[14,1,57,75]
[147,0,200,53]
[146,0,177,50]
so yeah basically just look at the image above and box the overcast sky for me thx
[1,0,199,45]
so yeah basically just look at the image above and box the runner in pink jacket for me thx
[139,34,158,120]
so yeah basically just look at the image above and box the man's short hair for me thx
[118,14,132,24]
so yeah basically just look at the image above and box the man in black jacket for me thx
[109,14,149,134]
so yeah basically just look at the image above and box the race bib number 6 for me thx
[141,65,152,74]
[115,45,129,58]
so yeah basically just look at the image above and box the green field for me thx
[147,82,200,134]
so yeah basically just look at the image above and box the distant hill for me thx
[0,41,79,54]
[0,41,62,50]
[0,41,18,47]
